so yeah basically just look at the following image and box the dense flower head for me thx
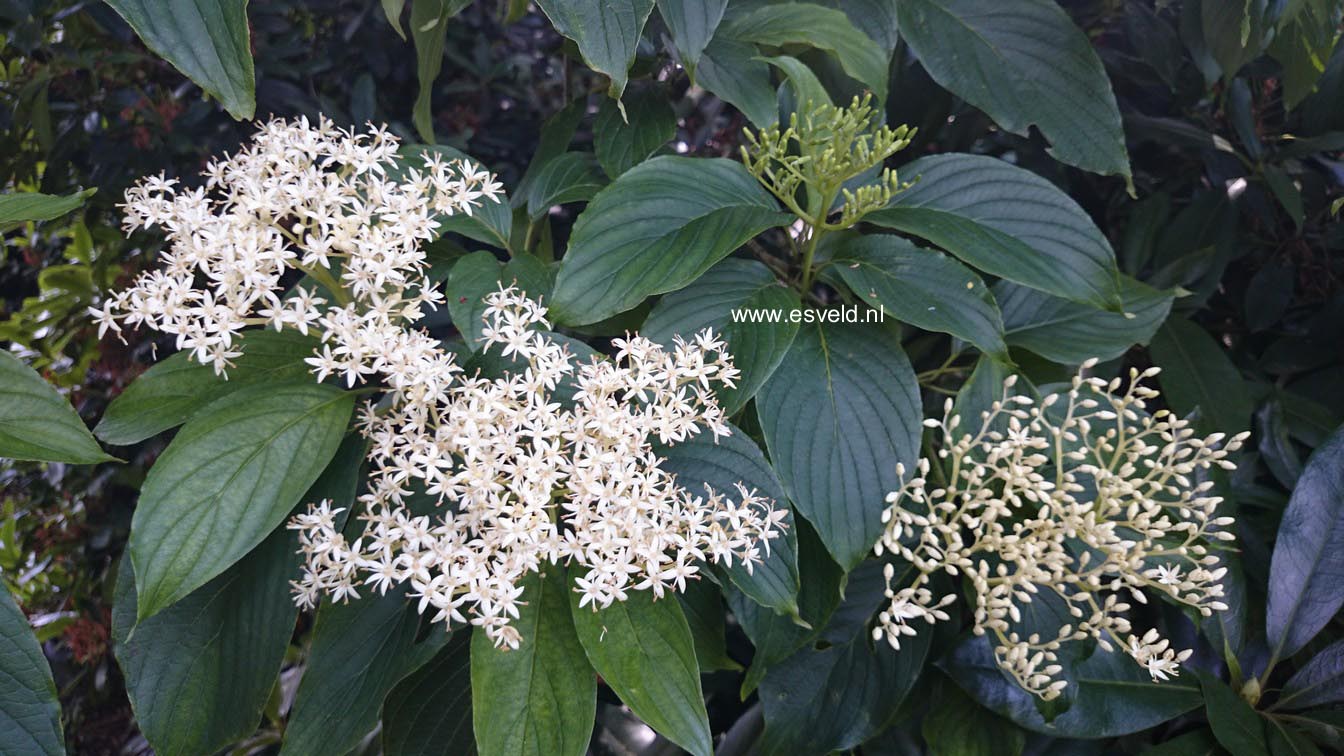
[874,361,1248,699]
[95,117,785,651]
[291,288,787,649]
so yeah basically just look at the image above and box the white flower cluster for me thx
[874,361,1248,699]
[91,116,501,378]
[291,289,787,649]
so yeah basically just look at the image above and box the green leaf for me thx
[1201,672,1270,756]
[446,251,553,347]
[114,435,362,756]
[410,0,472,143]
[868,154,1124,310]
[95,329,318,446]
[657,0,727,73]
[536,0,656,99]
[832,234,1007,359]
[1142,729,1222,756]
[570,579,712,756]
[383,632,476,756]
[0,189,93,233]
[759,636,928,754]
[129,382,354,622]
[394,145,513,252]
[281,591,449,755]
[895,0,1130,182]
[723,3,888,104]
[758,54,833,110]
[922,677,1025,756]
[943,636,1203,738]
[642,258,800,414]
[514,99,585,202]
[593,89,676,177]
[0,585,64,756]
[1267,424,1344,663]
[1149,317,1253,435]
[1267,717,1327,756]
[0,350,109,464]
[756,321,920,570]
[104,0,255,119]
[382,0,407,38]
[677,579,740,672]
[996,276,1175,364]
[550,156,790,325]
[1278,639,1344,711]
[523,152,607,219]
[697,36,779,127]
[471,566,595,756]
[655,418,801,616]
[1202,0,1268,79]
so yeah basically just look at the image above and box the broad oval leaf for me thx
[943,636,1203,738]
[0,188,93,232]
[550,156,790,325]
[569,581,713,756]
[104,0,255,120]
[129,382,354,622]
[696,36,779,127]
[1201,672,1271,756]
[832,234,1007,359]
[1267,424,1344,662]
[447,251,554,348]
[642,258,800,414]
[113,436,363,756]
[868,154,1124,310]
[996,276,1175,364]
[723,2,889,104]
[896,0,1130,182]
[471,566,595,756]
[757,320,921,570]
[1279,638,1344,711]
[523,152,607,220]
[0,585,64,756]
[281,589,449,755]
[1149,317,1253,435]
[655,418,801,616]
[0,349,110,464]
[594,89,676,177]
[536,0,656,99]
[383,632,476,756]
[95,329,318,446]
[656,0,728,73]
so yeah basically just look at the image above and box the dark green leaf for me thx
[1202,672,1270,756]
[1267,717,1326,756]
[523,152,607,219]
[114,435,363,756]
[536,0,656,99]
[677,579,740,672]
[410,0,472,143]
[1246,261,1296,332]
[895,0,1130,182]
[0,350,110,464]
[996,276,1175,364]
[868,154,1124,310]
[0,189,93,233]
[758,54,833,110]
[129,382,354,622]
[569,579,712,756]
[697,36,779,127]
[382,0,407,38]
[104,0,255,119]
[922,677,1025,756]
[656,418,801,616]
[95,329,318,446]
[0,585,64,756]
[594,88,677,177]
[657,0,727,73]
[1278,639,1344,711]
[756,321,920,570]
[550,156,790,325]
[281,590,449,755]
[446,251,552,347]
[1149,317,1253,435]
[723,3,888,104]
[1267,424,1344,662]
[1142,729,1222,756]
[1202,0,1268,79]
[642,258,800,414]
[383,633,476,756]
[832,234,1007,359]
[943,636,1203,738]
[471,566,595,756]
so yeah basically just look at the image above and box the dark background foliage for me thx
[1,0,1342,753]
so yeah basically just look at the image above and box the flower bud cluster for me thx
[874,361,1247,699]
